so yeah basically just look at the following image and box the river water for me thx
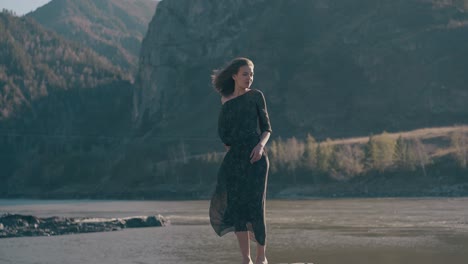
[0,198,467,264]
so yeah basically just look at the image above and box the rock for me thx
[123,217,145,228]
[0,213,168,239]
[135,0,468,141]
[123,215,169,228]
[147,215,169,227]
[0,214,41,228]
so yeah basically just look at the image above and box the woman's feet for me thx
[242,257,253,264]
[255,257,268,264]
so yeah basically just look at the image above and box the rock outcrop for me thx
[135,0,468,143]
[0,213,169,238]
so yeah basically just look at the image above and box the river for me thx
[0,198,467,264]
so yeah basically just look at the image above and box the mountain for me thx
[0,11,128,122]
[3,1,468,199]
[0,11,133,194]
[28,0,158,73]
[135,0,468,147]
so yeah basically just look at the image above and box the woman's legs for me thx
[249,230,257,243]
[250,219,267,263]
[235,231,252,264]
[248,230,267,264]
[255,243,267,264]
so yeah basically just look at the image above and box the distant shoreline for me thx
[1,184,467,202]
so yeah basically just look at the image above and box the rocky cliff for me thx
[135,0,468,146]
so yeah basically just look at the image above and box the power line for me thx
[0,131,220,142]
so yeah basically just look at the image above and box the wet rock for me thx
[0,213,169,239]
[123,215,168,228]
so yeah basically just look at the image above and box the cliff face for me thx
[135,0,468,143]
[135,0,269,138]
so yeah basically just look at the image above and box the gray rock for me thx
[0,213,169,239]
[123,215,168,228]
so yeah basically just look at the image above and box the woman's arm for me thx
[258,131,271,148]
[256,90,273,135]
[250,132,270,163]
[250,91,273,163]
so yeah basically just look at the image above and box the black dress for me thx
[209,89,272,246]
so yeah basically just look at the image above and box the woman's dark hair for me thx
[211,57,254,97]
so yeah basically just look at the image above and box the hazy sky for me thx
[0,0,52,15]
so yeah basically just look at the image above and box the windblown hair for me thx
[211,57,254,97]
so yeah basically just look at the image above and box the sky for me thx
[0,0,52,15]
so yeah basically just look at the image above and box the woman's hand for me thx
[250,143,264,164]
[224,144,231,152]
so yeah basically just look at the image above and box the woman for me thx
[209,57,272,264]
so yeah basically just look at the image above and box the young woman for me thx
[209,57,272,264]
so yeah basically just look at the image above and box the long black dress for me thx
[209,89,272,246]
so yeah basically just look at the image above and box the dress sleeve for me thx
[256,90,273,134]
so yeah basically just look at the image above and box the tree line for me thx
[144,127,467,187]
[266,127,467,183]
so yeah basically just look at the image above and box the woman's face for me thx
[233,65,254,89]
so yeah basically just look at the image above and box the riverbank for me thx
[2,164,467,200]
